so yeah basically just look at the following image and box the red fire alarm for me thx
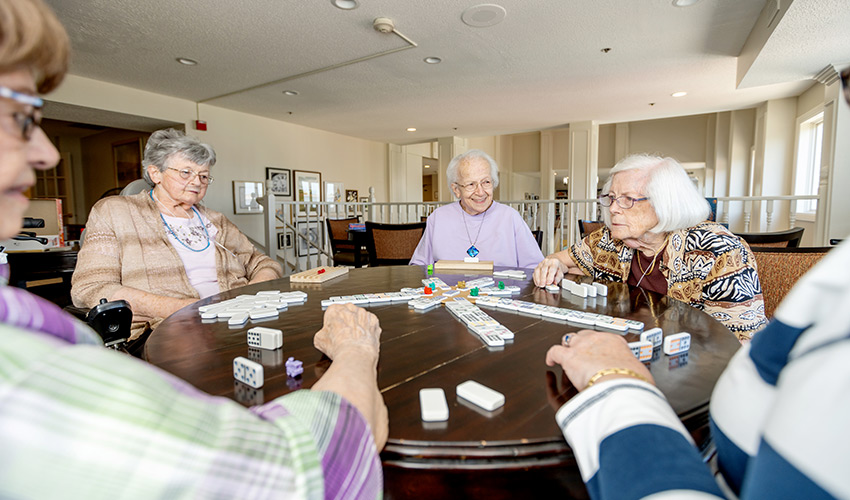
[194,120,207,131]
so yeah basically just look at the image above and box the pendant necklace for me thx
[461,202,487,258]
[150,189,211,252]
[634,234,669,288]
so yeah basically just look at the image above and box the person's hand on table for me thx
[533,256,567,287]
[545,330,654,392]
[314,303,381,361]
[312,303,388,448]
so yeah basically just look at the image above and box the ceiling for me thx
[44,0,850,145]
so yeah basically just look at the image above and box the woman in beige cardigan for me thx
[72,129,282,349]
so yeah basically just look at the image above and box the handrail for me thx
[257,186,820,276]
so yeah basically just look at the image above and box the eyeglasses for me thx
[0,85,44,141]
[598,194,649,209]
[455,179,493,193]
[165,167,214,185]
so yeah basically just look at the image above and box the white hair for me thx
[601,154,710,233]
[446,149,500,196]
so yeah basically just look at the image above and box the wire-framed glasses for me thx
[0,85,44,141]
[166,167,214,185]
[456,178,493,193]
[598,194,649,209]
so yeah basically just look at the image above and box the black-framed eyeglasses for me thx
[598,194,649,209]
[0,85,44,141]
[165,167,214,185]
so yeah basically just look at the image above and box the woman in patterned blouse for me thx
[533,154,766,340]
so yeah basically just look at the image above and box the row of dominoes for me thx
[473,295,644,332]
[198,291,307,325]
[627,329,691,361]
[560,280,609,298]
[321,291,420,307]
[493,269,527,280]
[444,297,513,346]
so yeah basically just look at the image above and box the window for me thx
[794,111,823,215]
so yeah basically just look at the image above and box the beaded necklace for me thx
[149,189,211,252]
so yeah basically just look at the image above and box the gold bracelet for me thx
[584,368,648,391]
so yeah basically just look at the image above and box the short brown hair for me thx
[0,0,70,93]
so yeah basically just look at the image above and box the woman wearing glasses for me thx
[533,154,765,340]
[410,149,544,268]
[72,128,282,347]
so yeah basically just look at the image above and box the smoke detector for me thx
[373,17,395,33]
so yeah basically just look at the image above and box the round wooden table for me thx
[146,265,741,499]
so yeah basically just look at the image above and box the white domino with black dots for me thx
[247,326,283,350]
[233,356,264,388]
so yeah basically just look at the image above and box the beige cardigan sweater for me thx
[71,192,282,339]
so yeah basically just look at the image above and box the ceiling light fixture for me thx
[407,127,417,132]
[461,4,507,28]
[424,57,442,64]
[282,90,299,96]
[331,0,359,10]
[424,165,430,168]
[600,48,612,53]
[176,57,198,66]
[672,0,702,6]
[671,91,687,97]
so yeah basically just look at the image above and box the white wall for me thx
[49,75,388,245]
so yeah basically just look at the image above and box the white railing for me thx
[257,189,819,276]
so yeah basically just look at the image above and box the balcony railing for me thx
[258,189,819,277]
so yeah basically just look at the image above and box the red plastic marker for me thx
[424,286,432,295]
[317,268,326,274]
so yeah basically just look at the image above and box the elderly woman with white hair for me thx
[72,128,282,349]
[410,149,544,268]
[534,154,766,340]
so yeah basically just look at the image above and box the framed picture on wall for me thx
[266,167,291,196]
[345,189,358,202]
[293,170,322,218]
[296,220,320,257]
[232,180,264,214]
[325,181,344,216]
[277,231,293,250]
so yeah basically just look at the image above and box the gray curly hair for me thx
[142,128,216,185]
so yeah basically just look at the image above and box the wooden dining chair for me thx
[365,221,426,267]
[325,217,365,267]
[734,227,804,248]
[751,246,831,317]
[578,220,604,239]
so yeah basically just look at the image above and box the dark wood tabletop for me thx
[146,265,741,499]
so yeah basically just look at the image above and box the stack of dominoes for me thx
[493,269,527,280]
[561,280,608,298]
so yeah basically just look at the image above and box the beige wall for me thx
[48,75,388,246]
[511,132,541,173]
[628,114,711,162]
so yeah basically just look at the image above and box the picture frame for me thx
[325,181,344,216]
[277,231,293,250]
[293,170,322,218]
[112,138,143,188]
[296,220,321,257]
[266,167,291,197]
[232,180,264,214]
[345,189,358,203]
[359,197,369,203]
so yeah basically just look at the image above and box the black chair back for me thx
[578,220,604,239]
[365,221,426,267]
[734,227,804,248]
[325,217,364,267]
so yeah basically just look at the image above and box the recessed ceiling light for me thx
[331,0,359,10]
[424,57,442,64]
[424,165,430,168]
[282,90,299,96]
[600,48,612,53]
[176,57,197,66]
[671,91,687,97]
[407,127,417,132]
[461,4,507,28]
[672,0,702,6]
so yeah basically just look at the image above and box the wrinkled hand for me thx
[545,330,654,391]
[314,303,381,360]
[533,256,566,287]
